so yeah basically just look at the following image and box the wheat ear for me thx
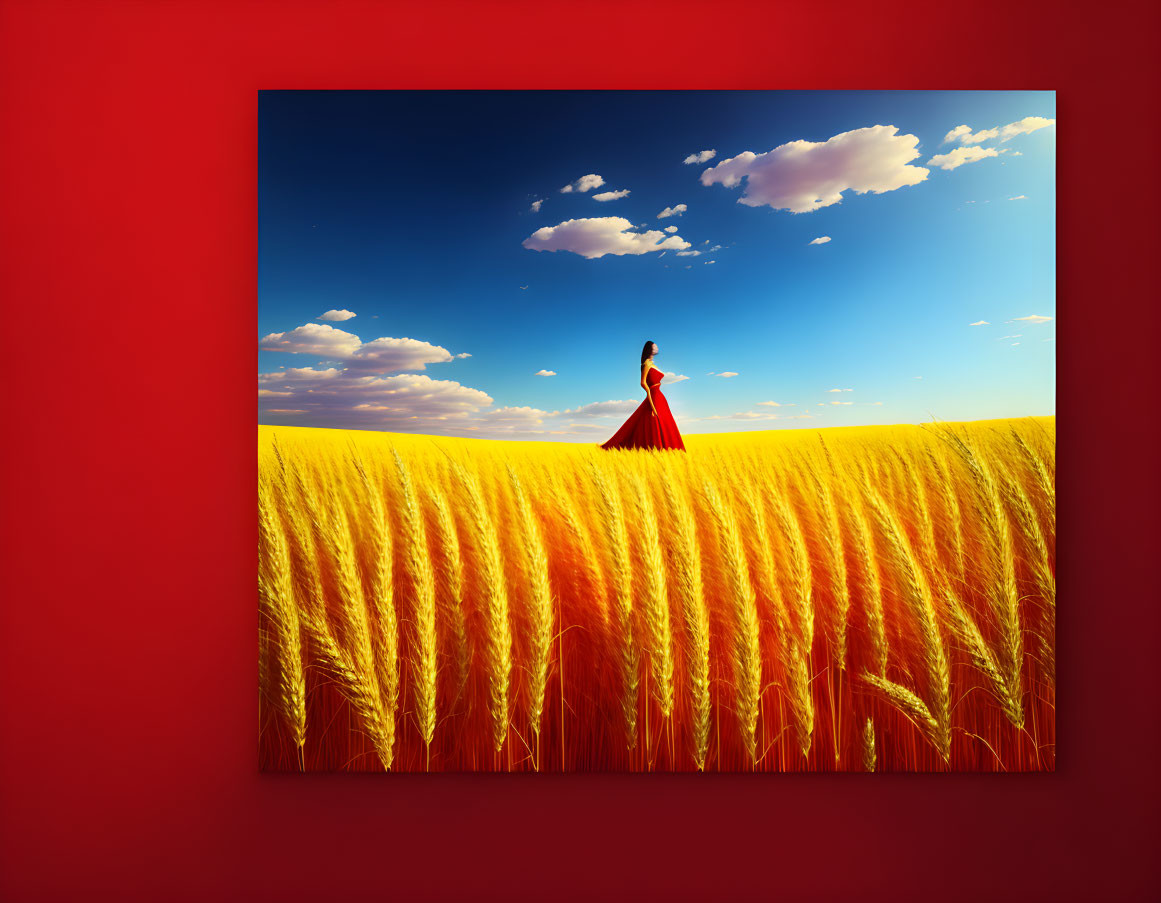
[257,473,307,755]
[701,478,762,765]
[453,461,513,753]
[590,460,639,749]
[507,465,556,757]
[393,449,439,753]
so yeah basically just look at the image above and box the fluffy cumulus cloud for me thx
[560,174,605,193]
[828,387,853,392]
[664,225,679,233]
[344,336,457,372]
[809,236,831,245]
[698,125,928,214]
[260,322,464,374]
[970,320,990,326]
[942,116,1056,146]
[522,217,691,259]
[592,189,631,202]
[318,309,356,321]
[535,369,556,376]
[927,145,1000,171]
[530,199,544,212]
[259,323,364,359]
[657,204,687,218]
[258,367,493,431]
[684,149,717,164]
[664,373,690,383]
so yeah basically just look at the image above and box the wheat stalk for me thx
[393,449,439,755]
[661,473,712,770]
[426,485,471,705]
[863,487,951,762]
[590,460,639,750]
[507,464,556,758]
[346,453,400,763]
[701,478,762,765]
[630,471,676,720]
[257,473,307,757]
[862,717,876,773]
[453,460,513,753]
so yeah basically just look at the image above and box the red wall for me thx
[1,1,1158,899]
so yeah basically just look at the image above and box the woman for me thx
[600,341,686,451]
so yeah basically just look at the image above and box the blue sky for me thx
[258,90,1055,441]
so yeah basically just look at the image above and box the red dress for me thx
[601,364,686,451]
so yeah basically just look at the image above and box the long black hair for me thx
[640,340,656,365]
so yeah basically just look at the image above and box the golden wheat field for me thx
[258,416,1055,772]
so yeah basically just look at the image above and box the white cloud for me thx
[318,309,356,321]
[1007,314,1053,324]
[657,204,687,218]
[530,199,544,212]
[258,368,493,430]
[455,352,472,358]
[522,217,691,259]
[683,149,717,164]
[675,249,701,256]
[827,387,853,392]
[665,373,690,384]
[809,236,831,245]
[664,225,679,233]
[1008,195,1027,201]
[260,323,363,358]
[560,174,605,193]
[259,322,465,375]
[927,146,1000,171]
[534,369,556,376]
[999,334,1023,340]
[970,320,990,326]
[705,260,716,264]
[716,371,738,378]
[592,189,631,202]
[830,400,853,405]
[943,116,1055,146]
[699,125,928,214]
[757,401,795,406]
[345,336,457,373]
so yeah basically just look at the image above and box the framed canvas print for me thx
[257,89,1055,773]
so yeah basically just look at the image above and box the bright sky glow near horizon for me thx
[258,90,1055,442]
